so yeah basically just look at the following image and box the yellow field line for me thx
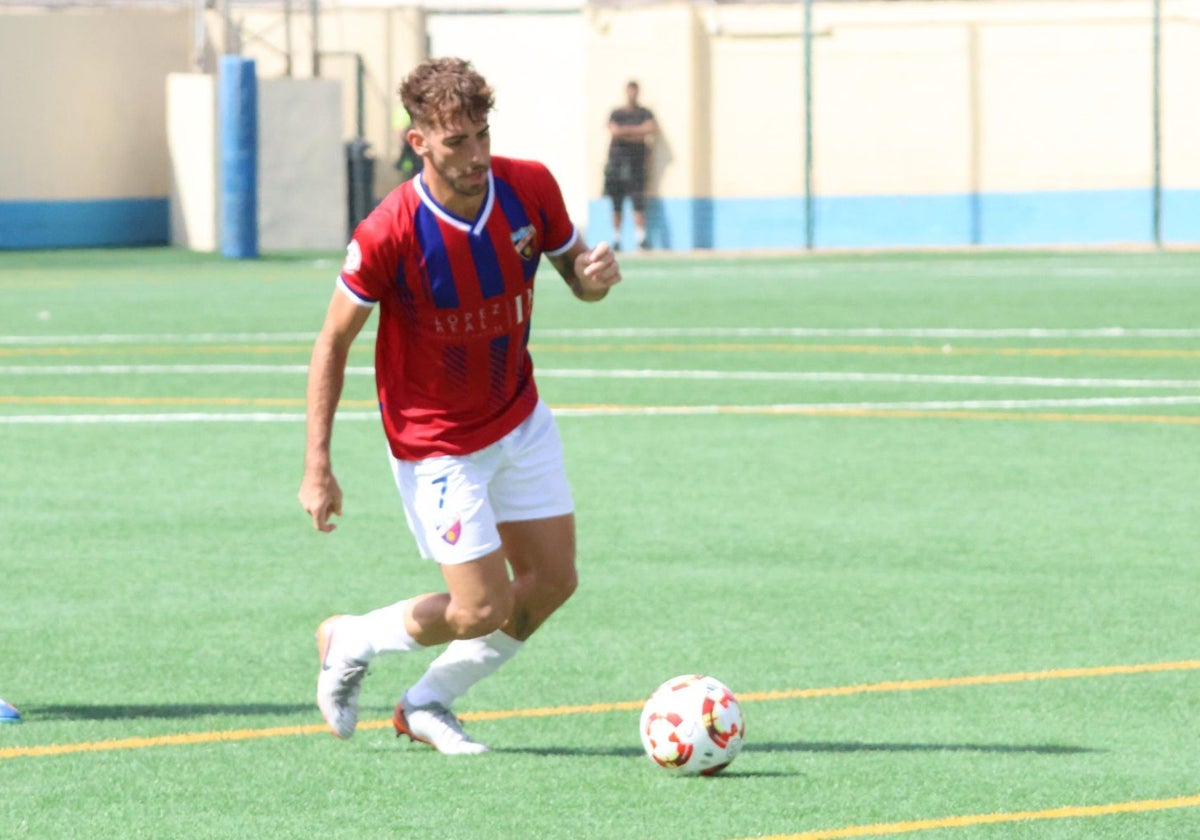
[2,397,1199,426]
[793,408,1200,426]
[735,659,1200,702]
[0,724,332,759]
[2,659,1196,763]
[742,793,1200,840]
[563,405,1200,426]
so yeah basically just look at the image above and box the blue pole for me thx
[219,55,258,259]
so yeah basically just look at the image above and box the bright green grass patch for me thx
[2,248,1200,839]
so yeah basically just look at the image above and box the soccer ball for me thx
[639,674,745,776]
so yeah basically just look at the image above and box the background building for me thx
[1,0,1197,251]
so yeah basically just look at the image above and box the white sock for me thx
[339,600,424,661]
[403,630,523,709]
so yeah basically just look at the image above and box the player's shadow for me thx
[22,704,314,721]
[496,740,1101,763]
[496,745,645,758]
[755,740,1104,756]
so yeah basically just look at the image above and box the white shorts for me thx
[389,400,575,565]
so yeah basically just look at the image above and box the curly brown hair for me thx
[399,57,495,130]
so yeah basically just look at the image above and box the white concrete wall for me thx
[258,78,345,251]
[167,74,219,251]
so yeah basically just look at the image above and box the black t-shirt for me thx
[607,106,655,169]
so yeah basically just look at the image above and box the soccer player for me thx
[298,57,622,754]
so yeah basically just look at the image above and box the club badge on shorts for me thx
[438,515,463,545]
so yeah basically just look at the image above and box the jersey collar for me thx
[414,169,495,236]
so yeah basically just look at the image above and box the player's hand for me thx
[575,241,622,299]
[298,469,343,533]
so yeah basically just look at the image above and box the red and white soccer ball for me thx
[639,674,745,776]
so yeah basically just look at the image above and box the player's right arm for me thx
[298,289,374,532]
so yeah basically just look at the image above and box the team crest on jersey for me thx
[511,225,537,261]
[438,515,463,546]
[342,240,362,274]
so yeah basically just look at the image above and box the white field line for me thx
[0,364,317,375]
[0,412,347,425]
[534,327,1200,339]
[631,259,1200,279]
[0,332,320,346]
[2,364,1200,391]
[3,396,1200,424]
[3,326,1200,345]
[537,370,1200,389]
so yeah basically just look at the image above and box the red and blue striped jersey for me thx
[337,156,578,460]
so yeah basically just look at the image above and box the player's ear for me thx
[407,126,429,157]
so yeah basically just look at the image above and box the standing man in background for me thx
[604,80,657,251]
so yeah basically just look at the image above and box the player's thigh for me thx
[499,514,577,584]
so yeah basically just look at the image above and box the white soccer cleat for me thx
[393,696,490,755]
[315,615,369,740]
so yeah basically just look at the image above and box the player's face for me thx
[417,115,492,204]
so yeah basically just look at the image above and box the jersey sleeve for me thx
[337,212,396,307]
[528,161,577,256]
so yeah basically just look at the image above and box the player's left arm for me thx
[550,239,622,302]
[532,158,622,301]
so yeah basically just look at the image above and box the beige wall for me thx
[0,7,191,201]
[685,0,1200,201]
[813,22,974,196]
[1160,15,1200,185]
[979,21,1152,192]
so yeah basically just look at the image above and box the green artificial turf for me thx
[1,247,1198,839]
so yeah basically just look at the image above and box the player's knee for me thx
[552,566,578,606]
[528,565,578,611]
[447,592,513,638]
